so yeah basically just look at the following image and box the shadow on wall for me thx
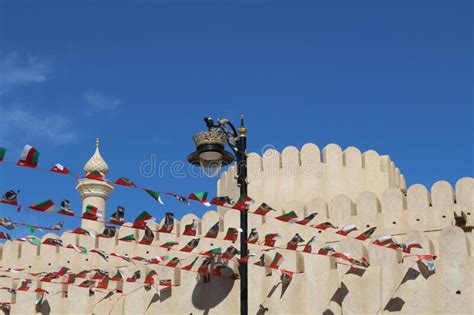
[192,267,235,311]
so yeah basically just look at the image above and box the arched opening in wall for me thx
[296,252,305,273]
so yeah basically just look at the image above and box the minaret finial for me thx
[96,138,100,149]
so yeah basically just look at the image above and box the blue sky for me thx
[0,0,472,236]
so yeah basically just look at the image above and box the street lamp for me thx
[188,115,249,315]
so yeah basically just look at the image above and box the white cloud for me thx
[84,91,122,115]
[0,105,78,146]
[0,51,50,95]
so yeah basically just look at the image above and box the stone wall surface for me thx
[0,144,472,314]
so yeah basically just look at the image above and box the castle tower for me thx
[75,138,114,232]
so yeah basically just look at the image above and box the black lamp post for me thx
[187,115,248,315]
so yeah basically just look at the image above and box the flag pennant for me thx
[17,145,40,168]
[82,204,102,221]
[51,163,70,175]
[85,171,105,181]
[66,244,88,254]
[111,253,134,264]
[96,277,109,289]
[253,254,266,267]
[17,278,32,291]
[71,227,95,238]
[58,200,74,216]
[159,212,175,233]
[26,225,43,234]
[286,233,305,250]
[372,235,395,247]
[0,232,11,240]
[0,147,6,161]
[202,247,222,256]
[172,194,190,205]
[188,192,211,206]
[76,270,92,278]
[110,270,123,281]
[90,249,108,261]
[23,236,41,246]
[264,233,281,247]
[159,279,172,287]
[91,270,108,280]
[239,253,257,264]
[268,252,284,269]
[166,257,180,268]
[79,279,96,288]
[30,199,56,214]
[139,226,155,245]
[253,203,276,216]
[1,190,19,205]
[336,224,358,236]
[222,246,240,260]
[119,234,136,242]
[145,189,164,205]
[223,227,242,242]
[109,206,125,225]
[149,255,169,265]
[114,177,136,187]
[399,242,423,254]
[303,236,316,253]
[145,270,157,285]
[0,217,17,230]
[210,196,233,207]
[247,228,259,244]
[98,225,117,238]
[355,227,377,241]
[211,264,226,277]
[280,270,294,281]
[197,257,212,274]
[417,260,436,279]
[205,222,219,238]
[160,241,179,249]
[318,245,336,256]
[132,211,154,229]
[50,220,64,231]
[42,238,63,247]
[181,257,199,271]
[275,211,299,223]
[180,238,200,252]
[183,219,198,236]
[232,195,255,211]
[313,222,338,230]
[296,212,318,225]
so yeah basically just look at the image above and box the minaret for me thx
[75,138,114,232]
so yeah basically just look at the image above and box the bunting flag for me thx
[232,195,255,211]
[296,212,318,225]
[398,242,423,254]
[275,211,299,223]
[160,241,179,249]
[90,249,108,261]
[211,264,226,277]
[114,177,136,187]
[286,233,305,250]
[119,234,136,242]
[159,212,174,233]
[139,226,155,245]
[181,257,199,271]
[132,211,154,229]
[96,277,109,289]
[66,244,88,254]
[188,192,211,206]
[50,220,64,231]
[253,203,276,216]
[166,257,180,268]
[43,241,63,247]
[205,222,219,238]
[98,226,117,238]
[254,254,266,267]
[264,233,281,247]
[17,145,40,168]
[372,235,395,247]
[83,205,102,221]
[79,279,96,288]
[26,225,43,233]
[62,273,76,284]
[172,194,189,205]
[351,257,370,268]
[267,252,284,269]
[149,255,168,265]
[145,189,164,205]
[71,227,95,238]
[92,270,108,280]
[0,217,16,230]
[280,270,294,281]
[110,270,123,281]
[202,248,222,256]
[50,163,70,175]
[180,238,199,252]
[85,171,105,181]
[238,253,257,264]
[109,206,125,225]
[303,236,316,253]
[35,291,46,305]
[416,255,437,278]
[29,199,56,214]
[76,270,92,278]
[313,222,338,230]
[145,270,157,285]
[17,278,32,291]
[18,236,41,246]
[58,200,74,216]
[183,220,198,236]
[210,196,233,207]
[0,147,6,161]
[336,224,358,236]
[222,246,240,260]
[355,227,377,241]
[1,190,19,205]
[318,245,336,256]
[110,253,134,264]
[247,228,259,244]
[223,227,242,242]
[197,257,212,274]
[0,232,11,240]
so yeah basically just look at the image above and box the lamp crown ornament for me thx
[192,128,228,149]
